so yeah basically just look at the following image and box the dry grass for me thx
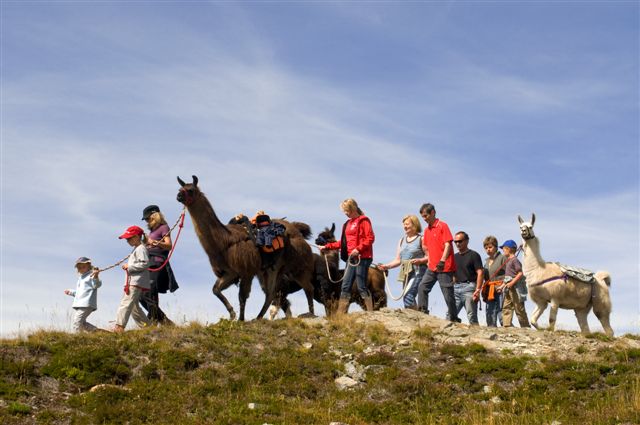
[1,318,639,424]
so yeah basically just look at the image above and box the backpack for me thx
[255,214,286,254]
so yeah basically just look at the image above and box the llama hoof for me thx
[298,312,317,319]
[531,322,540,330]
[229,311,237,321]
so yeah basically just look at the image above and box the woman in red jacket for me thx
[319,198,375,313]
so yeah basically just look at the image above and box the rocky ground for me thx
[304,308,640,362]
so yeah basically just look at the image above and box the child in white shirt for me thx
[112,225,152,333]
[64,257,101,332]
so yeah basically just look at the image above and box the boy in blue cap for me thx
[499,240,530,328]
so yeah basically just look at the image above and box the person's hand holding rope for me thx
[90,267,100,279]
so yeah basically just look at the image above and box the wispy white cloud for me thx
[2,2,637,336]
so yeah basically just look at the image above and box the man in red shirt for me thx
[417,203,460,322]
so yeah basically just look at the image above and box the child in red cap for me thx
[112,225,152,333]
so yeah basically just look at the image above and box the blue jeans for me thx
[450,282,478,325]
[485,292,504,327]
[341,257,373,298]
[417,269,459,322]
[403,266,426,308]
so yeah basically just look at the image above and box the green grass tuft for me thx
[1,319,638,424]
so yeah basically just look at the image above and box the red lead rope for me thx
[148,211,186,272]
[123,271,150,295]
[123,210,186,294]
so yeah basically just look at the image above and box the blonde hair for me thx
[340,198,363,215]
[146,211,168,231]
[402,214,422,233]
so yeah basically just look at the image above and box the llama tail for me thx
[291,222,312,240]
[594,271,611,287]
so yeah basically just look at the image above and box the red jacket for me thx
[325,215,375,260]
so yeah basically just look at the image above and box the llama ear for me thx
[192,175,199,186]
[531,213,536,226]
[331,223,336,234]
[517,215,524,224]
[177,176,186,187]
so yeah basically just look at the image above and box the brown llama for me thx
[350,267,387,312]
[269,224,342,319]
[316,223,387,312]
[176,175,316,320]
[270,223,387,318]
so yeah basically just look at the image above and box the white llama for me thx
[518,214,614,336]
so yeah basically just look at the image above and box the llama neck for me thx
[186,194,229,255]
[324,249,339,269]
[523,236,546,274]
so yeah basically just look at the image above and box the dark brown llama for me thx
[269,224,341,319]
[176,175,316,320]
[270,223,387,318]
[321,223,387,313]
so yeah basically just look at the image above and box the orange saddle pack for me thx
[254,213,286,254]
[260,235,284,253]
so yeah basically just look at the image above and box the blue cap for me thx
[500,240,517,249]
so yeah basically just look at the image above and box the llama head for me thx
[517,213,536,240]
[315,223,336,246]
[177,175,200,206]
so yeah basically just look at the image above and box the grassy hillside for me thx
[1,313,639,425]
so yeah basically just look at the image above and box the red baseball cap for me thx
[119,225,144,239]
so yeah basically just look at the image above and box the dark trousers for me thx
[139,271,171,324]
[417,269,460,322]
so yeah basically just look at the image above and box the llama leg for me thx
[595,312,614,337]
[592,303,614,336]
[268,289,285,321]
[292,270,316,318]
[256,271,279,319]
[574,307,591,334]
[319,277,338,317]
[548,302,559,331]
[268,304,279,320]
[301,280,316,318]
[304,286,316,317]
[213,275,240,321]
[323,301,334,317]
[530,302,547,330]
[283,298,292,318]
[238,277,253,322]
[592,282,614,336]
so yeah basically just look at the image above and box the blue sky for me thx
[1,1,638,336]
